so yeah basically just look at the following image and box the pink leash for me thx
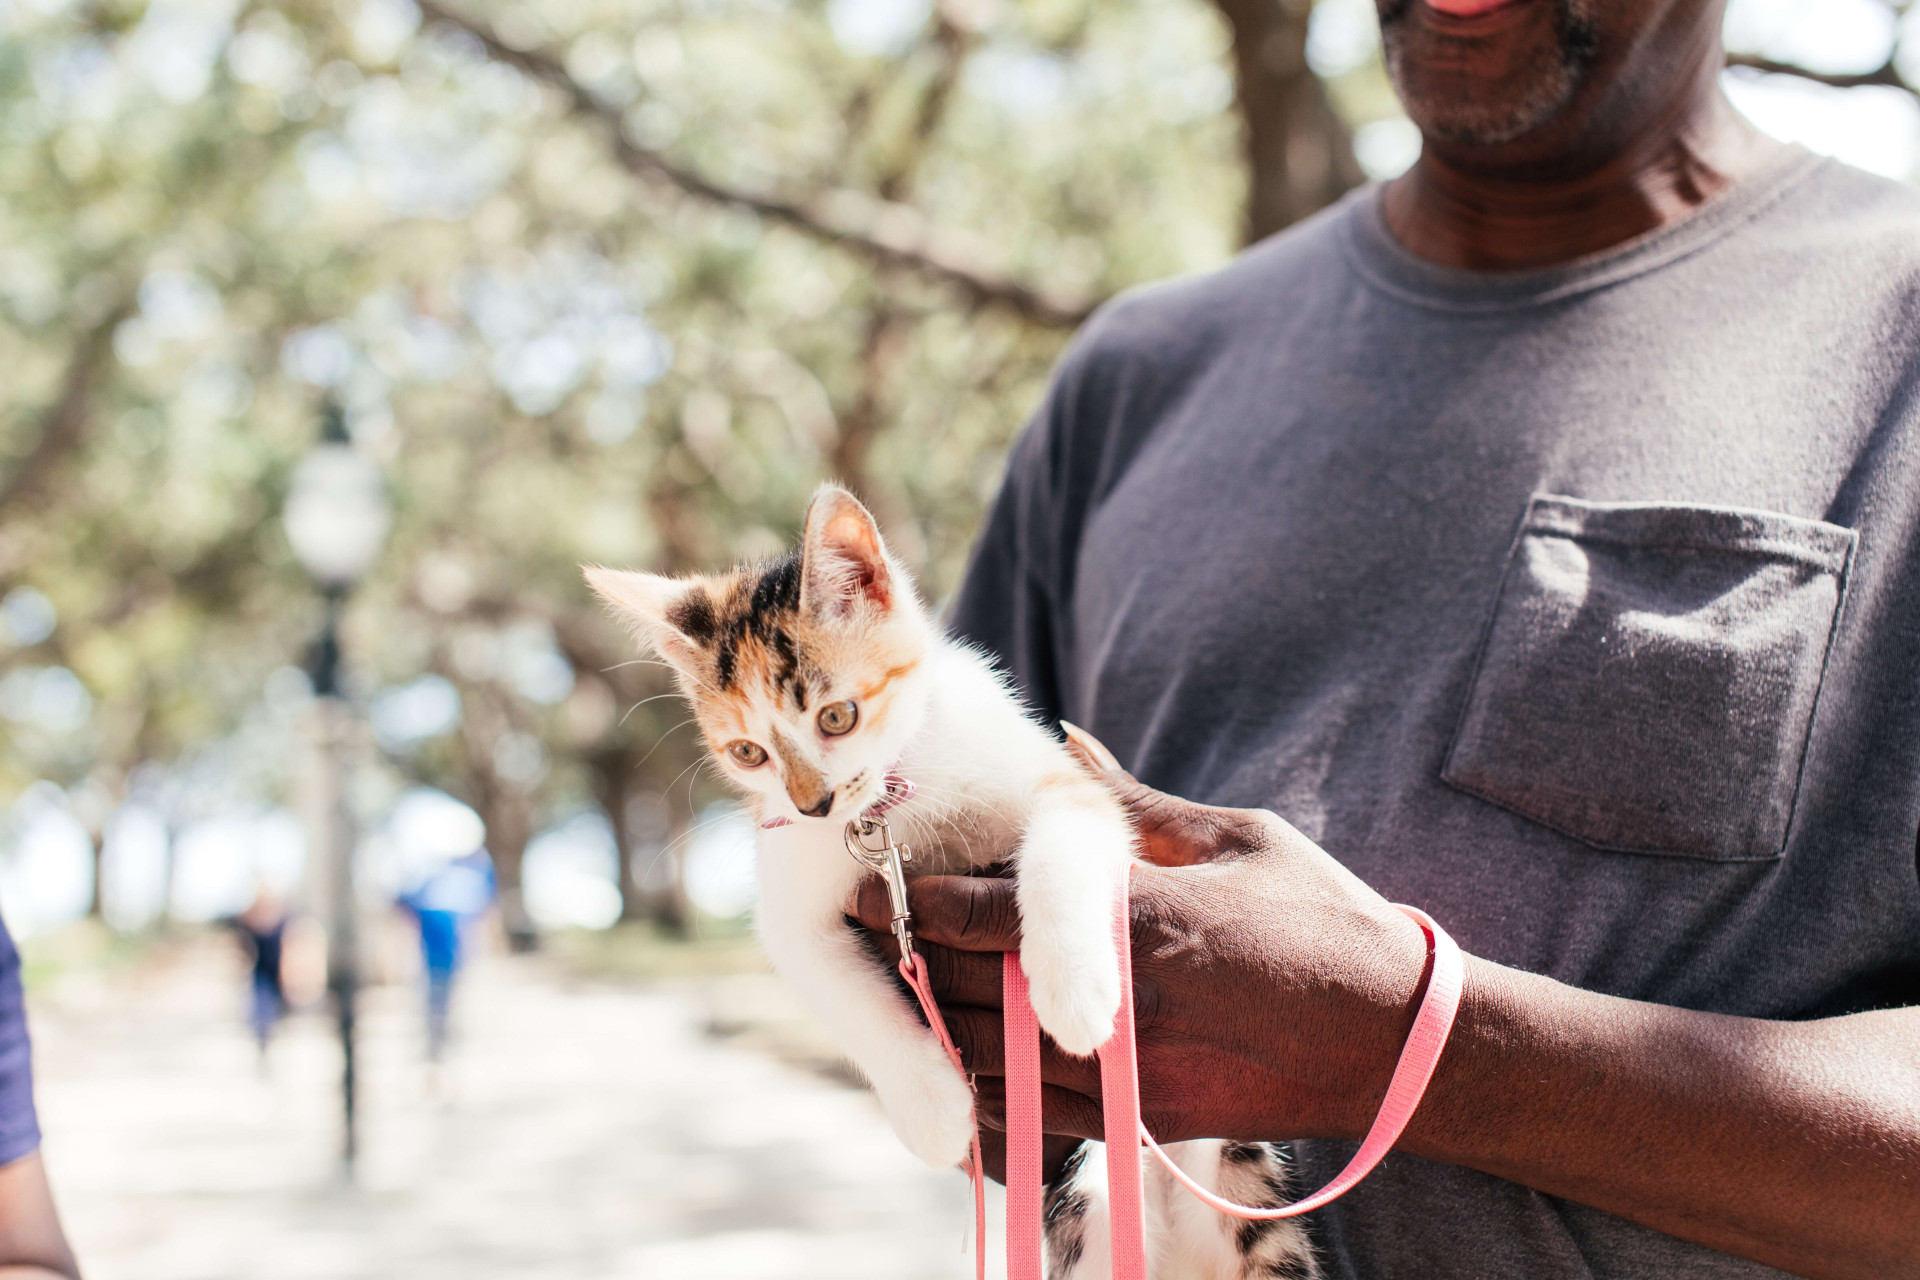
[900,952,989,1280]
[862,770,993,1279]
[999,866,1465,1277]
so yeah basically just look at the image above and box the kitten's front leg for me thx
[1014,774,1137,1056]
[755,834,977,1168]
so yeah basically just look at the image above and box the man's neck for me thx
[1380,78,1778,272]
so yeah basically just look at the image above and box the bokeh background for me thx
[0,0,1913,1276]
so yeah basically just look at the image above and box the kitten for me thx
[586,484,1317,1279]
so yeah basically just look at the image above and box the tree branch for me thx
[1725,52,1917,98]
[1210,0,1364,245]
[875,2,976,203]
[0,298,134,517]
[415,0,1098,329]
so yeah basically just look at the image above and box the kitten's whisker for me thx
[633,806,737,893]
[664,755,708,802]
[635,717,701,769]
[617,691,684,728]
[600,658,671,673]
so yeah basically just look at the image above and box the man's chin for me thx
[1403,80,1580,149]
[1383,0,1596,150]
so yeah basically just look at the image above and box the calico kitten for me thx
[586,484,1317,1279]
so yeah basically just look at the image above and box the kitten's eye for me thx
[728,740,768,768]
[816,700,858,737]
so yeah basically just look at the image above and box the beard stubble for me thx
[1379,0,1601,147]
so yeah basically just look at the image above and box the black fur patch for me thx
[715,553,805,691]
[1042,1142,1091,1275]
[1238,1216,1288,1254]
[752,551,802,616]
[767,625,799,687]
[666,589,717,644]
[1262,1261,1317,1280]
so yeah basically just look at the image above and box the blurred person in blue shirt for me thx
[0,912,80,1278]
[395,852,495,1062]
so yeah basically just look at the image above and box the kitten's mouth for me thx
[761,769,904,830]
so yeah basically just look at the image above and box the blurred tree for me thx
[0,0,1908,941]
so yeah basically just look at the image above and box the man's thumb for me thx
[1060,720,1123,774]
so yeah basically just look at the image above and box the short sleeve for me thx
[0,911,42,1166]
[947,416,1069,726]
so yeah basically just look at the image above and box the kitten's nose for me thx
[796,794,834,818]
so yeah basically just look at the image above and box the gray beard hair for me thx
[1381,0,1600,147]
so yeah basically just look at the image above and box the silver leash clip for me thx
[845,811,915,961]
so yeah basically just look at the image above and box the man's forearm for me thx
[1402,958,1920,1280]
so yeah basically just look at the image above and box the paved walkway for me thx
[28,938,1004,1279]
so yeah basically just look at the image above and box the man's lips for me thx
[1422,0,1522,15]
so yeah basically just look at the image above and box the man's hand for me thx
[850,764,1920,1280]
[852,772,1432,1148]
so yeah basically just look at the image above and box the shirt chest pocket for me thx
[1442,495,1857,862]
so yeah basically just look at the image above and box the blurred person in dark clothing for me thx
[0,912,80,1279]
[226,890,288,1057]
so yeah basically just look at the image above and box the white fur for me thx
[753,640,1133,1162]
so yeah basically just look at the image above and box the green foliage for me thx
[0,0,1371,910]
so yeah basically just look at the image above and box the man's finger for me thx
[851,873,1023,952]
[939,1004,1106,1095]
[941,1004,1004,1076]
[972,1125,1087,1187]
[1060,720,1123,774]
[972,1076,1108,1144]
[1104,773,1294,869]
[1055,729,1250,868]
[866,934,1006,1009]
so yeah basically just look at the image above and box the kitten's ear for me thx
[800,484,894,618]
[583,566,716,672]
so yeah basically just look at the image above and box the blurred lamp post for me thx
[283,402,391,1176]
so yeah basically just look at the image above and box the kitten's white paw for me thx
[1022,940,1120,1058]
[874,1050,976,1168]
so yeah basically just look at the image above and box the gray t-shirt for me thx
[949,143,1920,1278]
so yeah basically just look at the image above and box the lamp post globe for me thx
[284,404,392,593]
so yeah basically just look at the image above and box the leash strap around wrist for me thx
[1003,866,1465,1278]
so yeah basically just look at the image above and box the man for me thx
[0,915,80,1278]
[853,0,1920,1275]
